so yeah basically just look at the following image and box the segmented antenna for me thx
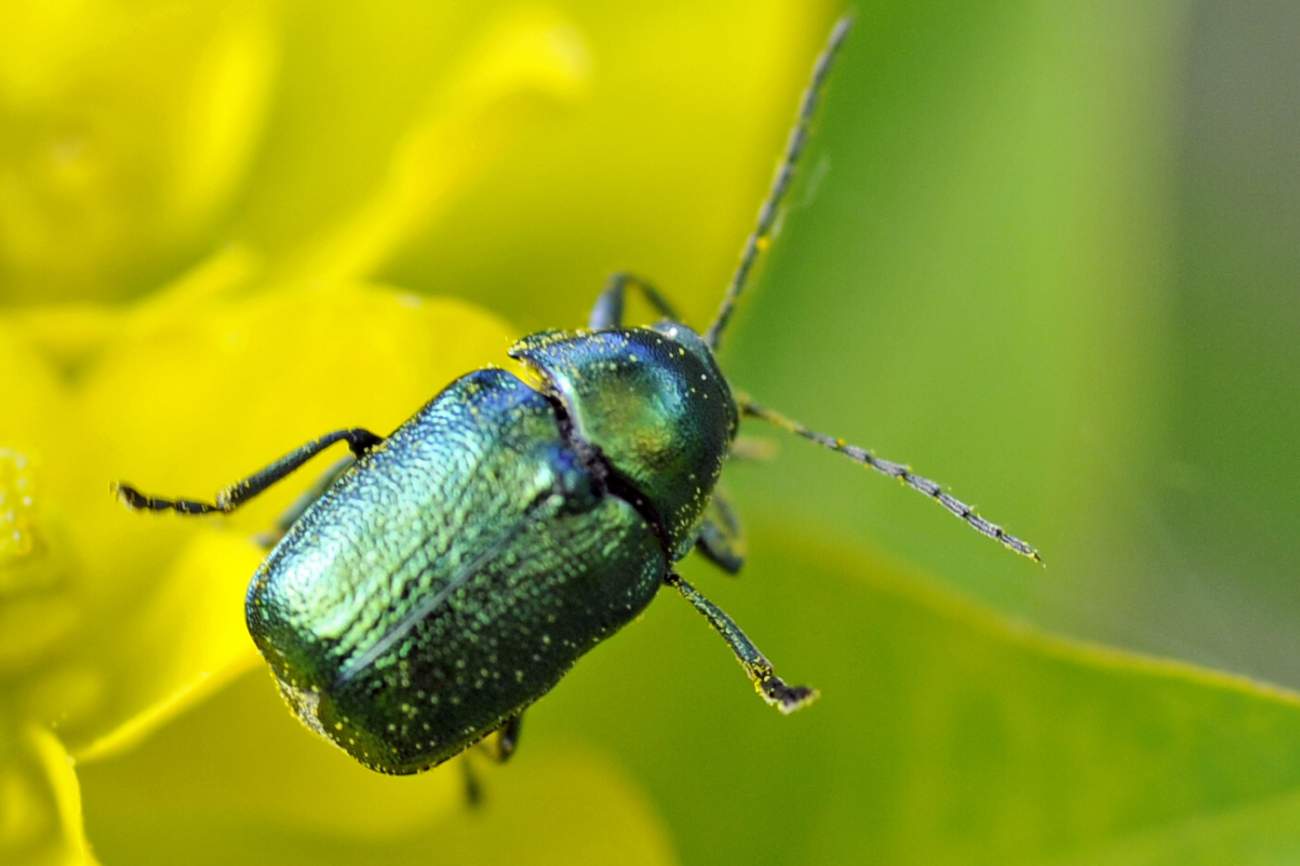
[705,15,853,351]
[738,396,1042,562]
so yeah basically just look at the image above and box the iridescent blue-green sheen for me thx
[511,324,737,559]
[245,367,668,774]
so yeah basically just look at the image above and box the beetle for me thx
[114,16,1038,782]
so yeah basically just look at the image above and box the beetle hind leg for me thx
[666,573,817,713]
[459,714,524,809]
[460,758,484,808]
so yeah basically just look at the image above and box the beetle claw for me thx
[760,676,820,715]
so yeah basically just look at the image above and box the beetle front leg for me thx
[113,427,382,517]
[666,573,817,713]
[588,272,681,329]
[695,493,745,575]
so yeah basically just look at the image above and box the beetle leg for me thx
[254,456,356,549]
[112,427,383,517]
[471,714,524,762]
[588,272,681,329]
[494,714,523,762]
[460,757,484,808]
[483,712,522,759]
[695,493,745,575]
[665,573,817,714]
[458,714,523,809]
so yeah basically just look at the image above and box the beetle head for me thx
[509,325,736,559]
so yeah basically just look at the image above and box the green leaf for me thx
[74,519,1300,864]
[722,2,1185,644]
[529,522,1300,866]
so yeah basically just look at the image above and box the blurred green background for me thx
[3,1,1300,864]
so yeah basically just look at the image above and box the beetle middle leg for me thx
[695,492,746,575]
[588,272,681,329]
[113,427,382,517]
[460,758,484,808]
[665,573,817,713]
[460,714,524,808]
[255,455,356,550]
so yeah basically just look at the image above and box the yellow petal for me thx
[10,245,263,373]
[0,325,77,675]
[0,321,68,458]
[71,530,264,764]
[78,671,676,865]
[273,6,590,284]
[0,0,275,302]
[58,285,516,753]
[0,723,91,866]
[384,2,836,330]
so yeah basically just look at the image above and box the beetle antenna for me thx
[705,15,853,352]
[737,396,1043,563]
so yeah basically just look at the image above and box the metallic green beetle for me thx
[115,17,1038,779]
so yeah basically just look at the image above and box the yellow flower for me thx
[0,0,274,303]
[0,1,833,863]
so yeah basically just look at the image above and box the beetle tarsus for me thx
[112,480,225,515]
[668,573,816,713]
[111,427,383,519]
[759,675,820,715]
